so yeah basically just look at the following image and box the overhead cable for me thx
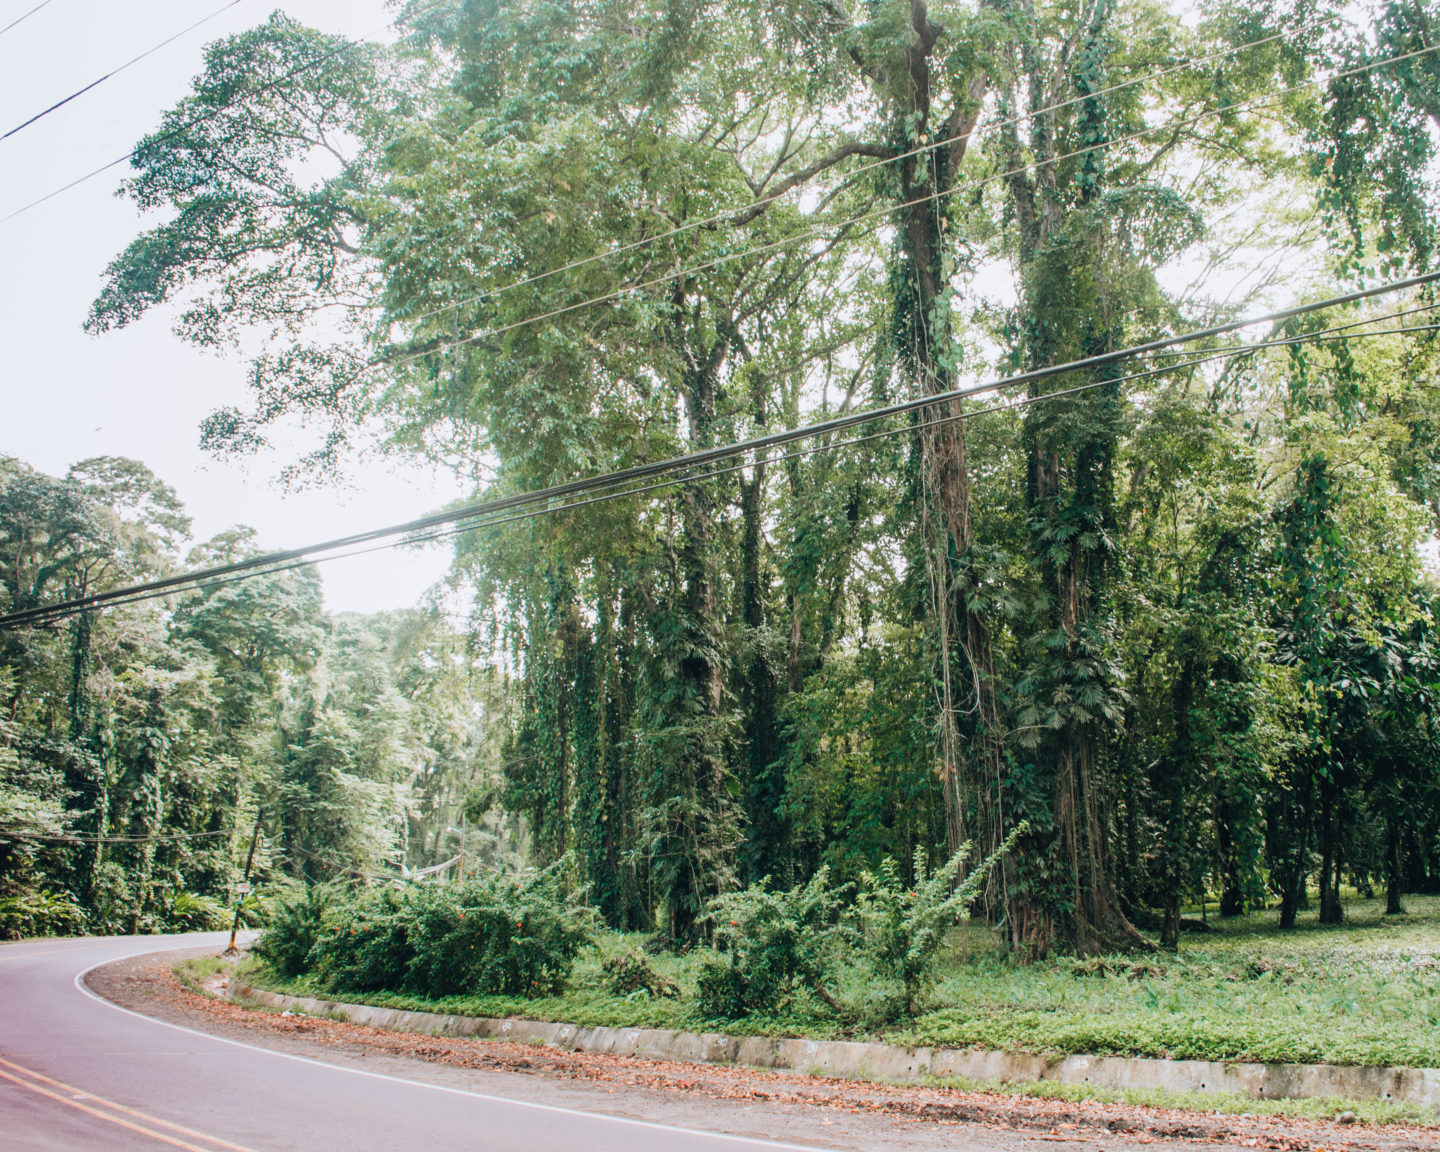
[398,29,1288,326]
[1,16,1277,227]
[259,309,1440,559]
[0,1,446,222]
[2,271,1435,631]
[384,42,1440,370]
[10,305,1437,628]
[0,0,55,37]
[2,0,251,141]
[5,309,1435,628]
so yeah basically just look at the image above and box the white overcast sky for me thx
[0,0,469,614]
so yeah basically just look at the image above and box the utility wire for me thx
[7,310,1436,629]
[280,310,1440,557]
[397,30,1288,327]
[2,0,250,141]
[0,15,1276,234]
[3,276,1435,630]
[0,827,233,844]
[4,277,1434,628]
[0,0,54,37]
[382,42,1440,373]
[11,306,1436,629]
[0,2,445,223]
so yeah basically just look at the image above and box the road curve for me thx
[0,934,823,1152]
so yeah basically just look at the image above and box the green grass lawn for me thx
[240,893,1440,1070]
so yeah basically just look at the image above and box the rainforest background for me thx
[3,0,1440,957]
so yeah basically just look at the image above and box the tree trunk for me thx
[739,452,784,885]
[886,10,1003,873]
[657,307,736,945]
[1279,866,1304,929]
[1157,662,1195,948]
[997,3,1147,956]
[1160,893,1181,950]
[1386,816,1406,915]
[1317,787,1343,924]
[1216,794,1245,916]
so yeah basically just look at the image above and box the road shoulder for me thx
[88,947,1438,1152]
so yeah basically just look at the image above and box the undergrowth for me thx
[240,894,1440,1072]
[173,955,227,996]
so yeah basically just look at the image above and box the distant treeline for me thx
[0,455,514,938]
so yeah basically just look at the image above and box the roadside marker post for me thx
[224,810,264,957]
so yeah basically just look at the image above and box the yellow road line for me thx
[0,1056,259,1152]
[0,942,111,964]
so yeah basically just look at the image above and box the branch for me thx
[730,141,898,226]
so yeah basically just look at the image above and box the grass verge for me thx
[237,894,1440,1070]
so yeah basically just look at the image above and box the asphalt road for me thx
[0,933,827,1152]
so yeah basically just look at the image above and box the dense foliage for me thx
[697,866,852,1018]
[254,884,338,978]
[857,830,1024,1014]
[245,896,1440,1080]
[268,869,594,997]
[3,0,1440,967]
[697,833,1019,1019]
[0,456,516,936]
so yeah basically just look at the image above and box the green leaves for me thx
[859,826,1025,1014]
[297,868,595,998]
[698,865,852,1018]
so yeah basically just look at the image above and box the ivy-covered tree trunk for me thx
[1158,662,1196,949]
[644,309,740,946]
[739,442,785,885]
[1272,452,1345,929]
[876,1,1006,876]
[1001,0,1147,954]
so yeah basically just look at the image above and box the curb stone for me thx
[229,980,1440,1112]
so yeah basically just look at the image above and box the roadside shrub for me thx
[697,866,851,1019]
[253,884,340,979]
[0,889,84,940]
[403,869,593,998]
[310,886,413,993]
[603,952,679,998]
[292,869,593,998]
[165,891,229,932]
[858,825,1023,1016]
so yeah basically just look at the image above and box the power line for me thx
[3,272,1435,630]
[0,827,233,845]
[0,15,1276,236]
[5,308,1434,629]
[1,16,1422,472]
[11,304,1435,629]
[100,38,1408,472]
[6,277,1435,627]
[396,30,1288,329]
[269,310,1440,559]
[2,0,250,141]
[0,0,55,37]
[383,42,1440,372]
[0,2,445,223]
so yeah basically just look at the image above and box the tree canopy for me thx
[3,0,1439,952]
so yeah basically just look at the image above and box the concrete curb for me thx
[229,980,1440,1111]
